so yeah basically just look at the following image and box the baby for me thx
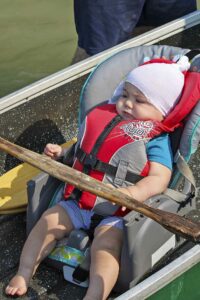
[5,59,188,300]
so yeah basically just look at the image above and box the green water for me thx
[148,262,200,300]
[0,0,76,97]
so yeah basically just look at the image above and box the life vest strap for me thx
[185,49,200,61]
[76,147,143,183]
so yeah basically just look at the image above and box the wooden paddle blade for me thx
[1,137,200,242]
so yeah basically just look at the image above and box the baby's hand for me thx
[109,187,130,212]
[106,184,131,212]
[44,143,63,160]
[117,187,133,212]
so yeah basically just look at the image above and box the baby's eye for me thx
[136,98,145,103]
[122,93,127,98]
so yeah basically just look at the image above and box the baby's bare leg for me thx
[84,225,123,300]
[5,204,73,296]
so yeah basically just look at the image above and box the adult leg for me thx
[84,225,123,300]
[140,0,197,26]
[5,204,74,296]
[74,0,146,55]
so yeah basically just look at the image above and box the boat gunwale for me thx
[116,244,200,300]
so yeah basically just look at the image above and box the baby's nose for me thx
[125,99,134,108]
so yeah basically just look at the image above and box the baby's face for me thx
[116,83,163,121]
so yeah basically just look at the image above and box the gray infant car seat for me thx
[26,45,200,293]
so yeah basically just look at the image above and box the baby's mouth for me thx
[123,111,133,119]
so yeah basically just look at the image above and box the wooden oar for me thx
[0,137,200,242]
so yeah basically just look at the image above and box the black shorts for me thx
[74,0,197,55]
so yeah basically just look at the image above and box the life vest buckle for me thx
[84,154,98,169]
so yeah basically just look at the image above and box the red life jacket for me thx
[64,104,166,216]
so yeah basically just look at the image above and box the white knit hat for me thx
[112,56,190,116]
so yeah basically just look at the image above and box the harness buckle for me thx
[84,154,98,169]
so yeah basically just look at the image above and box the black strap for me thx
[76,147,143,183]
[73,266,89,284]
[185,49,200,61]
[72,248,91,284]
[85,214,105,240]
[90,114,122,157]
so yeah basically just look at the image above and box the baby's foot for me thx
[5,274,28,296]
